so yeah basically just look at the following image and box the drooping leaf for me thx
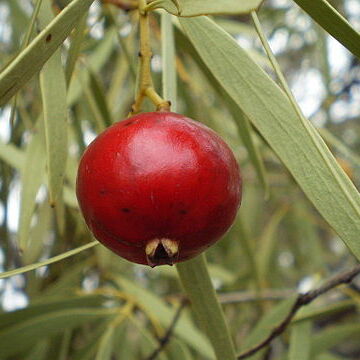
[0,0,95,105]
[161,11,177,111]
[240,296,298,358]
[146,0,263,17]
[0,141,24,169]
[288,320,312,360]
[310,323,360,356]
[95,325,115,360]
[18,120,46,250]
[0,308,116,357]
[38,0,68,206]
[115,276,214,359]
[179,16,360,261]
[174,27,269,194]
[67,27,117,106]
[292,0,360,59]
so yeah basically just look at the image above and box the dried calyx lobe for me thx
[76,112,242,266]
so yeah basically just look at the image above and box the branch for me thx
[144,299,188,360]
[237,264,360,359]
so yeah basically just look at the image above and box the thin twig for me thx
[145,299,188,360]
[237,264,360,359]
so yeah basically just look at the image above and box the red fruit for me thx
[76,112,242,267]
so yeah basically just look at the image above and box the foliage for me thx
[0,0,359,359]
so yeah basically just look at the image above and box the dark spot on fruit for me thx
[179,209,188,215]
[46,34,52,42]
[124,121,134,127]
[99,189,107,195]
[122,208,131,213]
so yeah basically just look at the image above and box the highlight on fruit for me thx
[76,111,242,267]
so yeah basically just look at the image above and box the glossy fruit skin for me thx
[76,112,242,266]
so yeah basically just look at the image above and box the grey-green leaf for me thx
[0,0,95,105]
[0,308,116,357]
[18,121,46,250]
[39,0,68,206]
[179,16,360,261]
[95,325,115,360]
[147,0,263,17]
[292,0,360,59]
[288,320,312,360]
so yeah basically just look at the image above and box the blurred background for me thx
[0,0,359,359]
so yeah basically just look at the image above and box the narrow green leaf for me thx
[87,68,113,127]
[128,317,169,360]
[39,0,68,206]
[161,12,177,111]
[177,255,237,360]
[257,206,288,285]
[147,0,263,17]
[65,12,88,86]
[292,0,360,59]
[18,121,46,250]
[0,308,116,357]
[240,296,298,357]
[288,321,312,360]
[174,27,269,194]
[67,28,117,106]
[227,100,269,195]
[0,241,98,279]
[0,294,106,331]
[95,325,115,360]
[0,141,24,169]
[0,0,95,105]
[23,200,52,264]
[293,300,355,324]
[311,323,360,356]
[179,16,360,261]
[25,340,49,360]
[115,275,215,359]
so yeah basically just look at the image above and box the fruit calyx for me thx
[145,238,179,267]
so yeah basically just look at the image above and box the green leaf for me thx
[176,255,236,360]
[288,320,312,360]
[161,11,177,111]
[0,295,106,331]
[67,27,117,106]
[174,27,269,194]
[0,141,24,169]
[147,0,263,17]
[257,206,288,285]
[179,16,360,261]
[18,121,46,250]
[0,241,98,279]
[292,0,360,59]
[39,0,68,206]
[293,300,355,324]
[0,308,116,357]
[65,12,88,85]
[240,296,298,356]
[87,67,113,127]
[311,323,360,356]
[0,0,95,105]
[23,200,52,264]
[128,317,169,360]
[95,325,115,360]
[115,275,215,359]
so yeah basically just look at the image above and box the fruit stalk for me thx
[176,255,237,360]
[132,0,169,113]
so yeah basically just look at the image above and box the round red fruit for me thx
[76,112,242,267]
